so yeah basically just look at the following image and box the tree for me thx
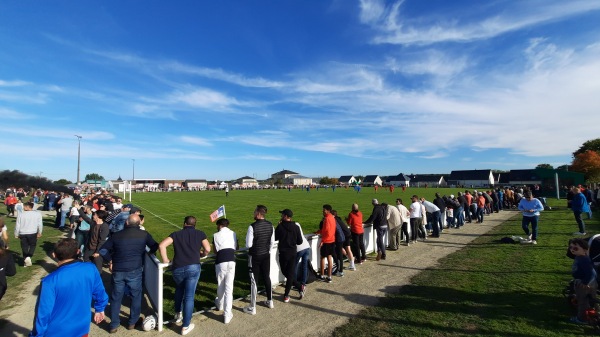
[571,150,600,183]
[85,173,104,181]
[535,164,554,170]
[556,164,570,171]
[573,138,600,157]
[54,179,72,185]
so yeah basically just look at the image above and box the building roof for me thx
[408,174,445,183]
[363,175,380,183]
[184,179,207,183]
[508,169,541,182]
[338,175,355,182]
[449,170,492,180]
[273,169,298,175]
[387,173,411,182]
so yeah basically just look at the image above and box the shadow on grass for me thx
[333,284,587,337]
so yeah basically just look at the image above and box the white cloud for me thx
[179,136,213,147]
[363,0,600,45]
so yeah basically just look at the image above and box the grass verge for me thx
[333,198,599,337]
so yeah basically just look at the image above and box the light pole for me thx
[75,135,82,185]
[132,159,135,180]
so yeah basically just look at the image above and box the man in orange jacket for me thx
[316,204,336,283]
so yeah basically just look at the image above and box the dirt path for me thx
[0,211,517,337]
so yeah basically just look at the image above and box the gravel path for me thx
[0,210,517,337]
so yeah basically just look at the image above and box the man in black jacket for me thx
[99,214,158,333]
[244,205,275,315]
[364,199,388,261]
[275,209,303,303]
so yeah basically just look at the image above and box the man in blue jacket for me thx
[571,187,591,235]
[30,238,108,337]
[100,214,159,333]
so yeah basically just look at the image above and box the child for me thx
[569,238,598,324]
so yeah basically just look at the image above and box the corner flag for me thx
[210,205,226,222]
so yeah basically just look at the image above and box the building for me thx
[386,173,411,187]
[338,175,357,186]
[283,174,313,186]
[448,170,495,187]
[406,174,447,188]
[271,169,299,182]
[362,175,383,187]
[508,168,584,197]
[183,179,207,191]
[235,176,259,188]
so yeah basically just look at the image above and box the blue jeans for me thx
[110,267,143,329]
[59,210,68,228]
[476,208,484,223]
[574,211,586,233]
[173,264,201,327]
[295,248,310,285]
[455,206,465,226]
[430,211,440,236]
[375,227,387,256]
[522,215,539,240]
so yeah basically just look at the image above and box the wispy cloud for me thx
[179,136,213,147]
[361,0,600,45]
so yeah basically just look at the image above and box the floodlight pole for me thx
[75,135,82,185]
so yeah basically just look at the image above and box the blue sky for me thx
[1,0,600,182]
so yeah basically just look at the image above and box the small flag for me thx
[210,205,225,222]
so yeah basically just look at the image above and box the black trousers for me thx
[278,253,299,297]
[19,234,38,258]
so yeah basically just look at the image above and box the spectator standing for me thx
[363,199,388,261]
[57,193,73,230]
[421,198,441,238]
[316,204,336,283]
[0,241,16,300]
[346,204,365,264]
[395,198,411,247]
[100,214,159,333]
[275,209,303,302]
[159,216,211,334]
[244,205,275,315]
[29,238,108,337]
[571,187,590,235]
[386,201,402,250]
[14,202,42,267]
[294,220,310,299]
[81,209,110,274]
[517,190,544,245]
[213,218,237,324]
[409,195,424,243]
[4,193,18,217]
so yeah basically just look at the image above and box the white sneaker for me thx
[532,240,537,245]
[174,312,183,324]
[24,257,32,267]
[264,300,274,309]
[243,306,256,315]
[214,297,223,311]
[181,323,194,335]
[224,314,232,324]
[573,232,586,235]
[347,265,356,271]
[528,234,532,241]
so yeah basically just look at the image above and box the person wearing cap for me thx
[363,199,388,260]
[213,218,238,324]
[275,209,303,303]
[244,205,275,315]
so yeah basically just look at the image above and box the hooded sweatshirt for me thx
[275,220,303,255]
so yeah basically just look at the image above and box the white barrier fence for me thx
[143,224,384,331]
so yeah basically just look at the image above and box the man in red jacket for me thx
[317,204,336,283]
